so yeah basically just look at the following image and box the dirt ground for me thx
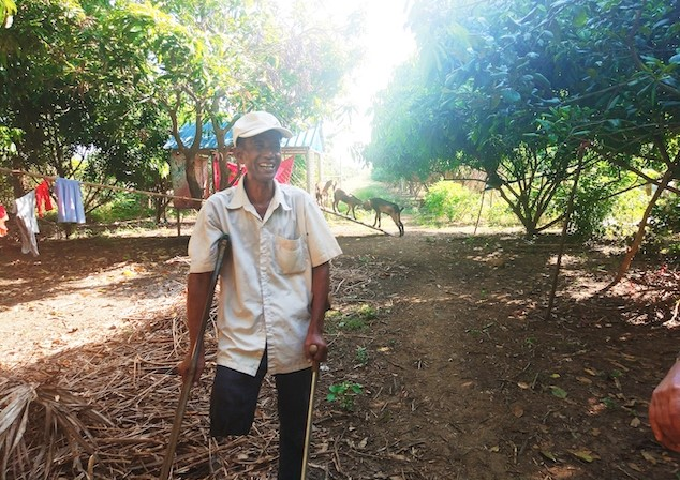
[2,212,680,479]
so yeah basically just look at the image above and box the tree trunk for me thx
[209,112,236,191]
[10,155,29,198]
[183,151,203,200]
[497,186,538,237]
[154,197,170,224]
[546,146,585,320]
[613,166,674,284]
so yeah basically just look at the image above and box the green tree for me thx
[0,0,15,28]
[365,61,449,184]
[0,0,171,203]
[368,0,583,235]
[154,0,361,199]
[368,0,680,253]
[529,0,680,281]
[1,0,360,208]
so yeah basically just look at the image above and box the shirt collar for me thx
[225,178,292,212]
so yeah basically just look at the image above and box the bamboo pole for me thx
[545,143,587,321]
[319,207,390,235]
[473,189,487,236]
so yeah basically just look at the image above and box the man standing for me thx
[179,111,341,479]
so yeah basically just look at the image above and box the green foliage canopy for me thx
[366,0,680,237]
[0,0,361,205]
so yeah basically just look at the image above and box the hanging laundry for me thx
[226,162,247,186]
[55,177,86,224]
[13,191,39,256]
[275,155,295,184]
[0,205,8,237]
[34,179,54,217]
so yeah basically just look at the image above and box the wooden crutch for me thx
[159,234,231,480]
[301,344,319,480]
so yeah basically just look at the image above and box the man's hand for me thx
[650,360,680,452]
[177,352,205,386]
[305,333,327,363]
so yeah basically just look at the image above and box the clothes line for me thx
[0,167,205,204]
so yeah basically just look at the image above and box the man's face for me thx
[236,130,282,184]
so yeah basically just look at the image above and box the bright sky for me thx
[319,1,416,161]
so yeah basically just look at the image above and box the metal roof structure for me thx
[163,122,324,153]
[281,124,324,152]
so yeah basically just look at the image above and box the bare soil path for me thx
[1,217,680,479]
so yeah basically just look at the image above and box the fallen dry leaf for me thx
[641,451,656,465]
[549,386,567,398]
[540,450,557,462]
[511,404,524,418]
[607,359,630,372]
[568,449,600,463]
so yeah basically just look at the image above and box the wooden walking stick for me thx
[159,235,231,480]
[301,344,319,480]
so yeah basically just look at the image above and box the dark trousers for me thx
[210,350,312,480]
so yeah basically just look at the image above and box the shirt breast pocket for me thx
[274,236,308,275]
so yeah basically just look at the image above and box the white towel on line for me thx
[55,177,86,224]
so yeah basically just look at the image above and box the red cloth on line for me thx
[34,180,53,217]
[0,205,7,237]
[226,162,247,185]
[226,156,295,186]
[275,156,295,184]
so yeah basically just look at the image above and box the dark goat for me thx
[363,198,404,237]
[321,180,336,208]
[315,182,323,205]
[333,189,362,220]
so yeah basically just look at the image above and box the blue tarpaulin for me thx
[163,122,232,150]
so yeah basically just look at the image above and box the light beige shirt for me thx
[188,180,342,376]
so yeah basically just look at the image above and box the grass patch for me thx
[355,346,369,366]
[326,381,364,410]
[338,315,367,331]
[326,303,378,333]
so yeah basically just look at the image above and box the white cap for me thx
[232,111,293,145]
